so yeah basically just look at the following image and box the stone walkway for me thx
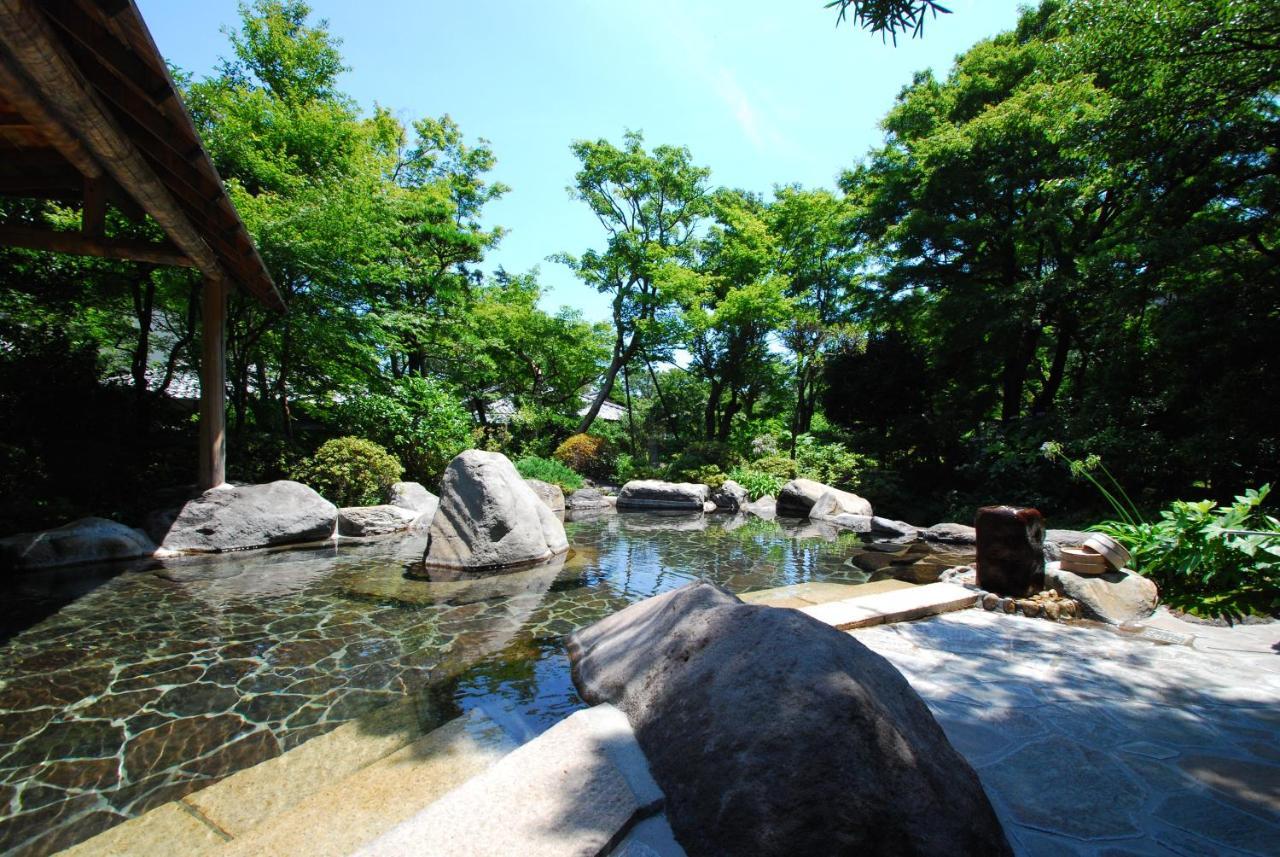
[852,609,1280,856]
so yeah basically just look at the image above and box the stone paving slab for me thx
[219,708,515,856]
[799,581,978,630]
[852,609,1280,856]
[353,704,664,857]
[739,579,912,608]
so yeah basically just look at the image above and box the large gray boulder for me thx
[923,522,977,545]
[337,504,419,537]
[0,517,155,570]
[742,495,777,520]
[617,480,710,512]
[778,478,872,519]
[387,481,437,514]
[423,450,568,571]
[710,480,748,512]
[569,582,1012,857]
[153,481,337,553]
[1045,562,1159,624]
[524,478,565,515]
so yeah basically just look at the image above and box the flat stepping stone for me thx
[798,582,978,630]
[740,579,914,608]
[353,704,664,857]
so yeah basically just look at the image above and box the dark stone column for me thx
[975,506,1045,597]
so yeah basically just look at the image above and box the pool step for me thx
[58,700,516,857]
[351,704,676,857]
[218,708,515,856]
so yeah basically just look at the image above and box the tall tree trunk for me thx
[646,360,680,436]
[129,267,157,401]
[577,331,640,434]
[1031,317,1074,416]
[1000,321,1041,423]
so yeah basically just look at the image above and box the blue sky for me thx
[138,0,1028,321]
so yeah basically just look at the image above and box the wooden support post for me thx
[197,275,226,490]
[81,174,105,237]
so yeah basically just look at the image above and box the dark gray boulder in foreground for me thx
[152,481,337,553]
[0,517,155,570]
[616,480,710,511]
[569,582,1013,857]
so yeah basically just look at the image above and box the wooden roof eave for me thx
[0,0,285,312]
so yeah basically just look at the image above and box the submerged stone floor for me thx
[853,609,1280,856]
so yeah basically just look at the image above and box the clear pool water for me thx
[0,512,902,855]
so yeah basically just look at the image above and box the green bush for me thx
[292,437,403,507]
[750,453,798,481]
[794,435,874,489]
[507,404,577,458]
[680,464,726,490]
[728,467,782,501]
[1094,485,1280,620]
[339,377,472,484]
[614,452,638,484]
[553,433,613,479]
[515,456,584,493]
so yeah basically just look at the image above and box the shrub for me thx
[508,404,577,458]
[728,467,782,501]
[679,464,726,490]
[794,435,874,489]
[339,377,472,483]
[292,437,403,507]
[1094,485,1280,620]
[750,453,798,482]
[553,433,613,479]
[614,452,638,484]
[515,455,584,493]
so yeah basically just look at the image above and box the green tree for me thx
[557,131,712,434]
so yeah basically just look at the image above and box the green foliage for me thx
[339,377,472,483]
[727,467,783,501]
[514,456,584,493]
[827,0,951,40]
[291,436,403,507]
[1094,486,1280,620]
[678,465,726,490]
[750,453,798,482]
[794,435,874,490]
[553,433,613,479]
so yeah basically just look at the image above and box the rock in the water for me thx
[387,481,438,514]
[743,496,776,520]
[778,479,872,519]
[154,482,337,553]
[922,522,977,545]
[424,450,568,571]
[1044,562,1159,624]
[710,480,748,512]
[830,514,873,533]
[337,504,419,537]
[871,516,919,540]
[567,488,612,510]
[0,517,155,570]
[524,478,566,515]
[975,506,1046,597]
[616,480,710,511]
[568,582,1013,857]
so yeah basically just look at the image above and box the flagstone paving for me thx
[851,609,1280,856]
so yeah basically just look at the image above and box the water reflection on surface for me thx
[0,512,879,855]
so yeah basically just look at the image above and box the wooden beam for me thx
[81,174,105,237]
[0,0,228,280]
[0,50,103,179]
[0,222,193,266]
[197,275,226,490]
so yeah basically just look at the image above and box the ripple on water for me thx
[0,512,898,855]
